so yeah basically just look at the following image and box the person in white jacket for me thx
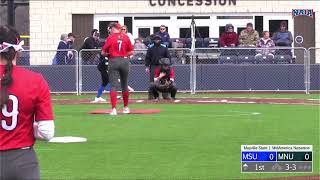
[121,25,135,45]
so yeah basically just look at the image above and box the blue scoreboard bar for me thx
[242,152,277,161]
[241,145,313,173]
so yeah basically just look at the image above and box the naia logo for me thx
[292,9,314,18]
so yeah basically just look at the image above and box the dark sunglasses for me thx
[122,29,127,30]
[160,28,166,30]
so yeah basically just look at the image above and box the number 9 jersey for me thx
[0,65,54,150]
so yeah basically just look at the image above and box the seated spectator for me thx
[220,24,238,47]
[155,25,170,47]
[171,38,184,48]
[132,38,147,63]
[272,21,293,47]
[239,23,259,47]
[134,38,147,49]
[149,58,177,100]
[256,31,275,58]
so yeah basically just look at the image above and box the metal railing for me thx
[307,47,320,93]
[193,47,308,93]
[18,47,318,95]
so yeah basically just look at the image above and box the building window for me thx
[99,21,117,39]
[138,28,150,38]
[179,26,209,38]
[269,20,289,36]
[237,27,246,35]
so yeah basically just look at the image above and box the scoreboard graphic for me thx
[241,145,312,173]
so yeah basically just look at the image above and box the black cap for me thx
[153,35,162,40]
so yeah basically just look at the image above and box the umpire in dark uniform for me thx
[145,35,171,99]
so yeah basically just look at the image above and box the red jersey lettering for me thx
[102,33,134,59]
[0,65,54,150]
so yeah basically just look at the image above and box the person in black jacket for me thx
[145,35,171,99]
[80,29,100,65]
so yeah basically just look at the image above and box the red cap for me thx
[108,22,122,30]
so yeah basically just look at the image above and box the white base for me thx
[49,136,87,143]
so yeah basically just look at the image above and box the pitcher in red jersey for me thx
[0,25,55,180]
[101,22,134,115]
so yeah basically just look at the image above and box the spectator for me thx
[66,32,76,64]
[121,25,135,45]
[220,24,238,47]
[145,35,171,100]
[80,29,100,65]
[55,34,71,65]
[67,32,76,49]
[239,23,259,47]
[155,25,170,47]
[171,38,184,48]
[256,31,275,57]
[134,38,147,49]
[272,21,293,47]
[149,58,177,100]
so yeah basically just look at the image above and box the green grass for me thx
[35,103,319,180]
[52,92,320,100]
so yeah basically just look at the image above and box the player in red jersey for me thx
[0,25,55,180]
[102,22,134,115]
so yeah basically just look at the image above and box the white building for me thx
[29,0,320,64]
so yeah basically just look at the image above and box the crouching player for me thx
[149,58,177,100]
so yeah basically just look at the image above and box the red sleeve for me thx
[102,37,110,53]
[233,33,239,46]
[154,67,160,77]
[170,68,175,79]
[220,33,226,47]
[35,75,54,121]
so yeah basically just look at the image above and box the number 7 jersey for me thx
[0,65,54,150]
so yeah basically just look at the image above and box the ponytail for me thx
[0,25,20,108]
[0,57,13,108]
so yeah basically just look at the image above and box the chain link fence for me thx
[308,48,320,92]
[79,48,192,94]
[193,47,308,92]
[18,49,79,94]
[16,47,317,95]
